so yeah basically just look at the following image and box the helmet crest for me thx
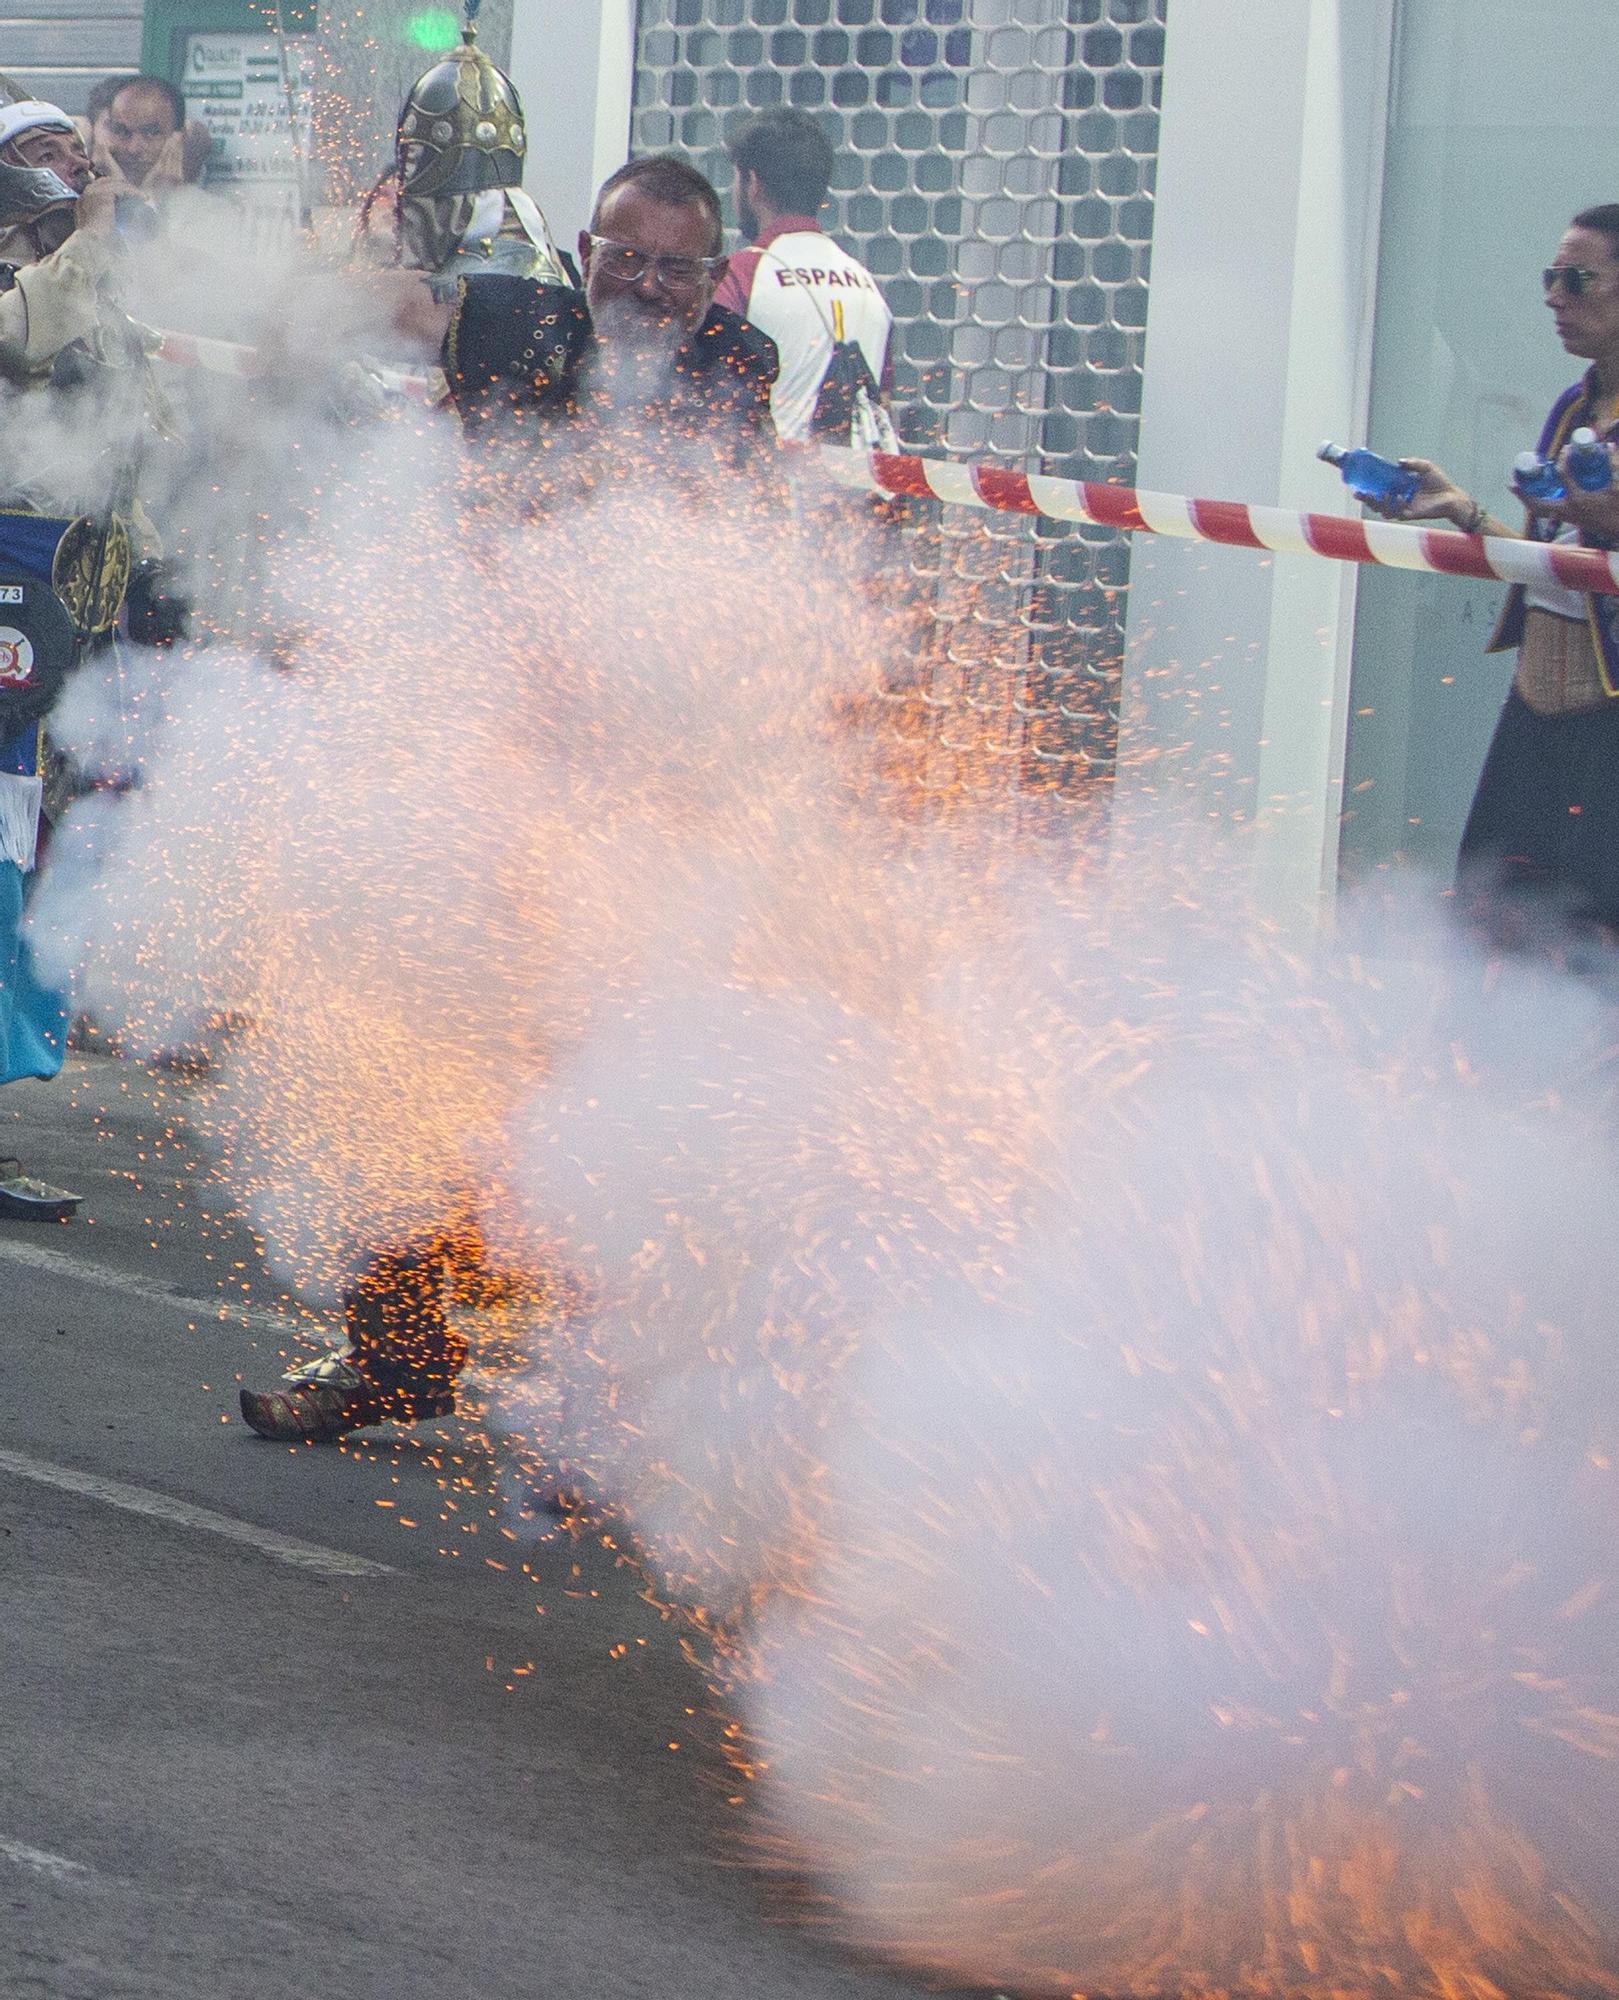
[395,9,526,202]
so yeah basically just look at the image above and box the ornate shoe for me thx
[0,1161,82,1222]
[238,1346,458,1442]
[240,1349,359,1443]
[238,1248,464,1443]
[238,1346,456,1442]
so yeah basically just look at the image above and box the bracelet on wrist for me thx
[1456,498,1487,535]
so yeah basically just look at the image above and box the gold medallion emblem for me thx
[52,514,132,637]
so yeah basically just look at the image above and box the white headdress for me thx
[0,98,75,154]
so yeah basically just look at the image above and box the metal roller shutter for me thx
[3,0,144,115]
[631,0,1168,794]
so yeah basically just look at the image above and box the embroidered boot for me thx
[238,1247,466,1443]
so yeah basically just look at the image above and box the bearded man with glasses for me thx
[1364,204,1619,950]
[482,152,774,478]
[373,153,779,498]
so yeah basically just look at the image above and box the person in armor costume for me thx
[353,1,567,298]
[239,154,777,1447]
[237,20,569,1447]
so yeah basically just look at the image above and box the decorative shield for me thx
[51,513,132,638]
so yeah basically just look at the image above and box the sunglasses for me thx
[1543,264,1608,298]
[584,233,726,296]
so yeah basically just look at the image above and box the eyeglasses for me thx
[1543,264,1608,298]
[584,233,725,296]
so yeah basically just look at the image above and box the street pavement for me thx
[0,1056,956,2000]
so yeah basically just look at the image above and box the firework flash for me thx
[21,193,1619,1992]
[34,398,889,1303]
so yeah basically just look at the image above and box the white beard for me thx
[588,295,686,405]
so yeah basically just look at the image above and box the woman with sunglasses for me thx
[1373,204,1619,948]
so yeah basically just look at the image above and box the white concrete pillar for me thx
[507,0,637,254]
[1115,0,1395,923]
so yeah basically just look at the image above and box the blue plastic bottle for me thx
[1566,426,1613,493]
[1513,451,1567,503]
[1317,440,1421,510]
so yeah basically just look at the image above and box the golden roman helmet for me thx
[396,11,526,202]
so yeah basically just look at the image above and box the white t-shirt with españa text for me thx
[715,216,893,444]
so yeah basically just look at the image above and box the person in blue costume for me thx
[0,515,83,1213]
[0,721,66,1079]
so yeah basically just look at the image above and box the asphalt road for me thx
[0,1055,951,2000]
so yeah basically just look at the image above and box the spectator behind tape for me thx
[86,72,229,316]
[716,108,895,449]
[94,75,210,195]
[80,75,125,171]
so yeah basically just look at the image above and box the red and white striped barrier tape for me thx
[820,446,1619,601]
[146,330,1619,601]
[150,328,437,405]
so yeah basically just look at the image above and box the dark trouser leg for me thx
[341,1243,467,1416]
[239,1240,466,1441]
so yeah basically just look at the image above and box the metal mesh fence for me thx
[630,0,1167,794]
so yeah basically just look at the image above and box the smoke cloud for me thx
[502,819,1619,1995]
[21,197,1619,1999]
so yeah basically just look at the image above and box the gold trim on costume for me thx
[51,514,131,636]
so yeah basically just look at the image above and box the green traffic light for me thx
[406,8,460,50]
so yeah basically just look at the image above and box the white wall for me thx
[1116,0,1395,922]
[506,0,637,256]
